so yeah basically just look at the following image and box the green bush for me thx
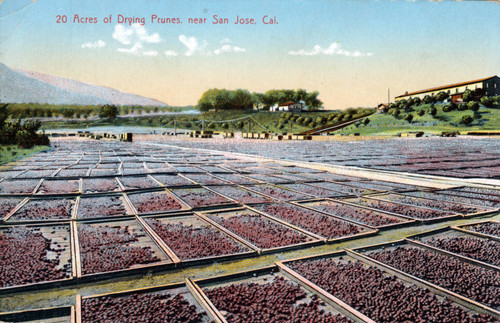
[405,114,414,123]
[461,115,473,125]
[467,101,480,111]
[436,91,449,102]
[417,110,425,116]
[316,116,326,125]
[442,102,457,112]
[428,105,437,116]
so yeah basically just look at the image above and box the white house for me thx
[270,101,304,112]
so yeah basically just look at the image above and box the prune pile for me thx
[424,236,500,266]
[151,175,193,187]
[77,196,127,219]
[0,227,69,287]
[456,187,500,197]
[204,276,350,323]
[247,186,308,201]
[119,176,158,190]
[212,173,257,185]
[36,180,80,194]
[289,258,495,322]
[309,182,370,196]
[369,247,500,307]
[184,174,227,185]
[310,202,403,227]
[82,293,207,323]
[172,189,232,208]
[82,178,120,193]
[13,199,73,220]
[349,198,449,220]
[128,192,183,214]
[79,225,160,274]
[0,198,22,218]
[407,191,498,208]
[209,186,271,204]
[381,195,480,214]
[282,184,341,198]
[465,222,500,238]
[207,213,308,249]
[255,203,362,238]
[146,218,248,260]
[0,179,39,194]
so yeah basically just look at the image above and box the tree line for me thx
[0,104,49,148]
[197,88,323,111]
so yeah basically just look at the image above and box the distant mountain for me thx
[0,63,168,106]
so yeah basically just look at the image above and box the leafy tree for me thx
[417,110,425,116]
[98,105,118,119]
[463,90,473,102]
[458,103,468,111]
[405,114,414,123]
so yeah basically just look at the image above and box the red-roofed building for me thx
[395,76,500,102]
[270,101,304,112]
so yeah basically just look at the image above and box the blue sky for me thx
[1,0,499,108]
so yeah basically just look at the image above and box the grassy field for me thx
[0,145,51,166]
[337,106,500,136]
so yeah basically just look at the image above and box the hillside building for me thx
[395,76,500,103]
[270,101,304,112]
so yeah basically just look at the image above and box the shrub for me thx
[436,91,449,102]
[417,110,425,116]
[315,116,326,125]
[461,115,473,125]
[467,101,480,112]
[428,105,437,116]
[363,118,370,125]
[442,102,457,112]
[458,103,468,111]
[405,114,414,123]
[308,122,316,128]
[221,123,229,129]
[98,105,118,119]
[480,96,493,108]
[422,95,434,104]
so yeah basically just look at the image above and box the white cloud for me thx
[214,44,246,55]
[179,35,202,56]
[143,50,159,56]
[81,40,106,49]
[164,50,178,56]
[113,24,161,56]
[220,38,232,44]
[288,43,373,57]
